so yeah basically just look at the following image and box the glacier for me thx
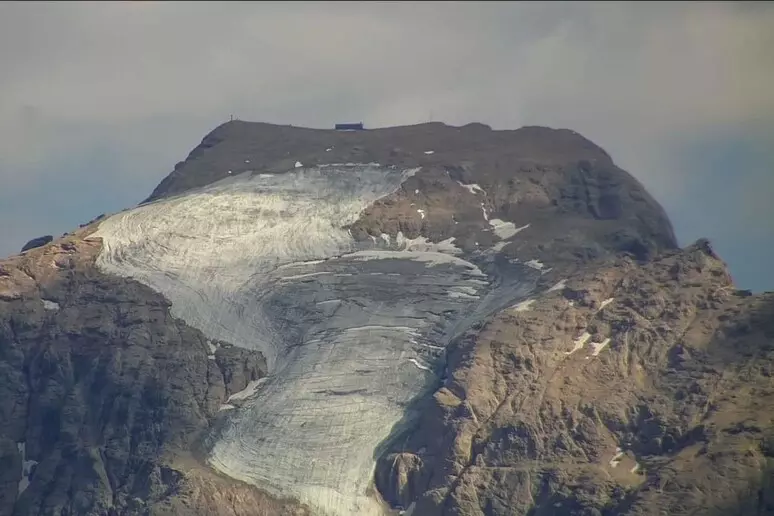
[90,164,535,515]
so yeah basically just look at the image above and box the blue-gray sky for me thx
[1,1,772,291]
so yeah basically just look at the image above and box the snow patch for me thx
[345,250,483,273]
[423,150,434,155]
[316,299,341,306]
[524,259,545,271]
[294,161,303,168]
[227,379,267,403]
[599,297,615,310]
[590,338,611,356]
[417,209,425,219]
[511,299,535,312]
[219,404,236,411]
[408,358,432,371]
[394,233,460,255]
[279,271,333,281]
[609,448,625,468]
[566,332,591,355]
[630,462,641,474]
[547,279,567,293]
[447,290,480,300]
[488,219,527,240]
[41,299,60,311]
[481,205,489,221]
[456,181,484,195]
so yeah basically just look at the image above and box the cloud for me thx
[0,2,771,289]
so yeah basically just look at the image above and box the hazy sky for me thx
[1,2,772,291]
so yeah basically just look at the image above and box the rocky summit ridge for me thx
[1,121,772,516]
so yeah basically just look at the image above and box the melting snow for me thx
[278,271,333,281]
[566,332,591,355]
[295,161,303,168]
[511,299,535,312]
[417,209,425,219]
[41,299,60,311]
[488,219,526,240]
[448,289,480,300]
[547,279,567,293]
[524,259,545,271]
[609,448,625,467]
[326,148,332,152]
[481,205,489,221]
[408,358,432,371]
[416,341,445,351]
[395,233,460,255]
[423,150,434,155]
[345,250,483,273]
[599,297,615,310]
[456,181,484,195]
[590,338,611,356]
[316,299,342,306]
[227,379,266,403]
[219,404,237,411]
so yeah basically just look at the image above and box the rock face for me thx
[1,121,771,516]
[20,236,53,253]
[375,245,774,516]
[0,231,308,515]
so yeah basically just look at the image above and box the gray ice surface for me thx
[91,164,534,515]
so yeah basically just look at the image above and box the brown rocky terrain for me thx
[375,241,774,515]
[1,121,772,515]
[0,228,308,515]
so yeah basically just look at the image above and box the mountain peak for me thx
[2,120,769,516]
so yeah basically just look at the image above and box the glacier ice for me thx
[91,163,534,515]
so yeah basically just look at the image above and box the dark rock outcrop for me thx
[20,236,52,253]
